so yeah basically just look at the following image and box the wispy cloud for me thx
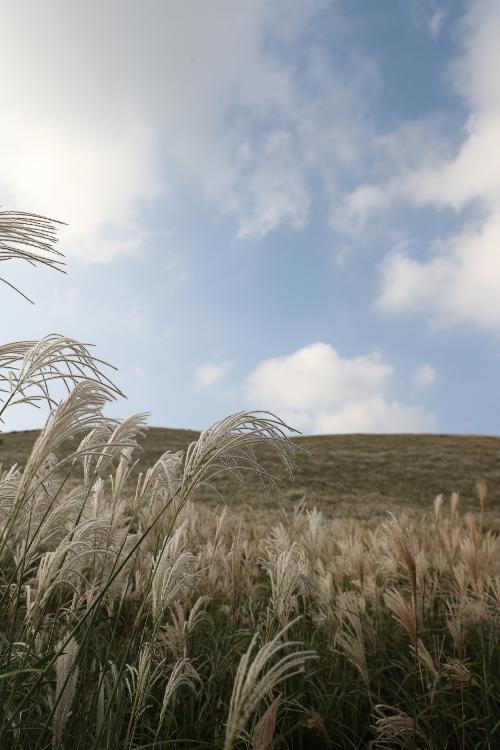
[413,364,436,388]
[409,0,448,38]
[428,8,446,37]
[195,360,233,388]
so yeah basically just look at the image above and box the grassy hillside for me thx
[1,422,499,747]
[2,427,499,526]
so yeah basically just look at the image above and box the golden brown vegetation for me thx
[0,418,499,747]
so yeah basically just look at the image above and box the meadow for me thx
[3,428,500,527]
[0,212,499,749]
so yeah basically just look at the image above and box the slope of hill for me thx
[1,427,499,527]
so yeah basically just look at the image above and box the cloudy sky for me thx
[1,0,499,435]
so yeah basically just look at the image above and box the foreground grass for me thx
[0,421,499,748]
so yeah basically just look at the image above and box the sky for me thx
[1,0,500,436]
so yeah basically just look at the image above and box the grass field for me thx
[2,427,499,526]
[0,413,499,748]
[0,367,499,748]
[2,205,499,748]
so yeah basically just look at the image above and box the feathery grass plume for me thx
[0,464,22,518]
[411,638,439,682]
[201,506,232,594]
[433,494,443,523]
[265,543,309,628]
[181,411,301,505]
[476,480,487,506]
[480,530,498,570]
[301,508,325,570]
[130,643,154,700]
[0,210,65,303]
[222,530,246,622]
[336,625,370,688]
[339,533,369,588]
[465,512,478,545]
[455,595,491,628]
[135,450,184,519]
[436,522,461,563]
[78,422,115,487]
[110,446,136,495]
[251,695,282,750]
[446,591,492,662]
[223,619,316,750]
[158,657,200,727]
[29,517,114,619]
[85,413,147,484]
[460,536,480,591]
[373,705,430,749]
[446,609,466,659]
[204,505,228,565]
[335,591,372,689]
[125,642,160,742]
[450,492,460,526]
[10,381,114,532]
[17,487,89,569]
[443,657,476,686]
[264,523,293,558]
[52,637,79,749]
[150,522,199,621]
[0,334,122,426]
[162,595,212,659]
[381,515,417,602]
[313,566,339,625]
[384,589,417,648]
[476,480,487,530]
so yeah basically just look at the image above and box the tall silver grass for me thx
[0,210,64,303]
[0,335,123,426]
[52,637,79,748]
[224,620,316,750]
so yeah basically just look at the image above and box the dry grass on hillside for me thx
[2,427,499,527]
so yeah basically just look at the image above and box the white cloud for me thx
[357,0,500,331]
[315,397,436,434]
[196,360,233,388]
[0,1,379,262]
[246,342,437,433]
[379,214,500,327]
[413,364,436,388]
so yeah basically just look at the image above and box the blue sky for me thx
[2,0,500,435]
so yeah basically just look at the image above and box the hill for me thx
[1,427,499,527]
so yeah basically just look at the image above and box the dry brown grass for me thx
[3,428,500,527]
